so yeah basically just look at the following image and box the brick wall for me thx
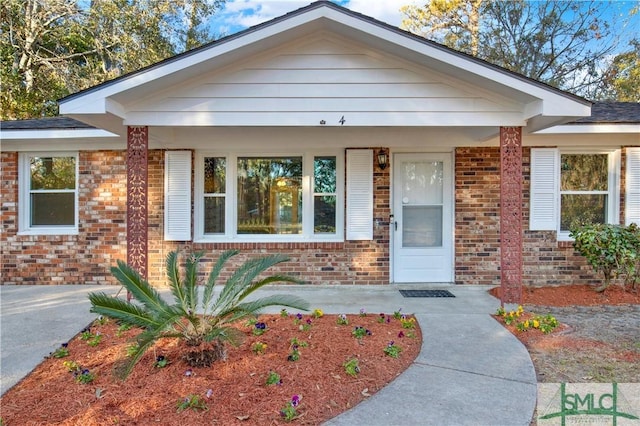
[149,148,390,285]
[3,146,630,287]
[454,146,619,287]
[1,149,390,286]
[146,148,391,286]
[1,151,127,285]
[454,147,502,284]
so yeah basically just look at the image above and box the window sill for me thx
[18,228,79,236]
[193,236,344,244]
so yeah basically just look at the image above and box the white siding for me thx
[346,149,373,240]
[164,151,192,241]
[126,37,521,127]
[530,148,559,231]
[627,147,640,226]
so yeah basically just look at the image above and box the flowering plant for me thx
[280,395,301,421]
[74,368,95,384]
[252,341,267,354]
[253,322,267,336]
[176,394,208,413]
[495,305,524,325]
[343,358,360,377]
[298,318,312,332]
[351,326,372,339]
[64,361,94,383]
[289,337,308,348]
[266,370,282,386]
[400,316,416,329]
[496,306,559,334]
[80,329,102,347]
[336,314,349,325]
[287,345,301,362]
[280,308,289,318]
[383,341,402,358]
[393,309,402,320]
[312,308,324,319]
[515,314,559,334]
[51,343,69,358]
[154,355,169,368]
[359,308,367,317]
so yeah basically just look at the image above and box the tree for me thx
[401,0,483,56]
[600,39,640,101]
[400,0,627,98]
[89,249,309,380]
[1,0,225,120]
[1,0,94,118]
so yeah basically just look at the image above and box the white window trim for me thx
[194,151,344,243]
[18,151,79,235]
[557,148,620,241]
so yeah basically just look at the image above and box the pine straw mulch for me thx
[490,284,640,384]
[0,312,421,425]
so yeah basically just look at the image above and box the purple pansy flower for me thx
[291,395,300,407]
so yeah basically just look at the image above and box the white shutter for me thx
[626,147,640,226]
[346,149,373,240]
[529,148,558,231]
[164,151,192,241]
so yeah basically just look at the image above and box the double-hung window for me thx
[195,152,343,241]
[530,148,620,239]
[19,152,78,235]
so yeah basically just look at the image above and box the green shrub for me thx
[89,249,309,380]
[570,223,640,291]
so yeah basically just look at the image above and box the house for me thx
[1,1,638,303]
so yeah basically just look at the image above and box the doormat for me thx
[399,289,455,298]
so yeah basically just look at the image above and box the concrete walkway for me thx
[0,285,537,425]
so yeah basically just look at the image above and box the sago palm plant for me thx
[88,249,309,380]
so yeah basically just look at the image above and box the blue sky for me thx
[209,0,431,36]
[207,0,639,50]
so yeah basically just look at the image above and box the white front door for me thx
[392,153,453,282]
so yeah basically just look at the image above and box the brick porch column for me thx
[500,126,523,305]
[126,126,149,282]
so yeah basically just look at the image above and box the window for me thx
[313,156,337,234]
[204,157,226,234]
[195,152,343,241]
[19,152,78,234]
[560,154,608,231]
[530,148,620,239]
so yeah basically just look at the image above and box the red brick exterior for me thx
[1,151,127,285]
[1,147,632,287]
[1,149,391,286]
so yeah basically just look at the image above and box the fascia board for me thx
[0,128,118,140]
[535,124,640,134]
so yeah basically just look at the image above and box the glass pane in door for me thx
[403,205,442,247]
[401,160,443,248]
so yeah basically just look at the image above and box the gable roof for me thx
[60,0,586,107]
[57,0,590,134]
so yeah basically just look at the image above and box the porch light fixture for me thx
[377,149,388,170]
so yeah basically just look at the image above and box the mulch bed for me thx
[0,313,421,425]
